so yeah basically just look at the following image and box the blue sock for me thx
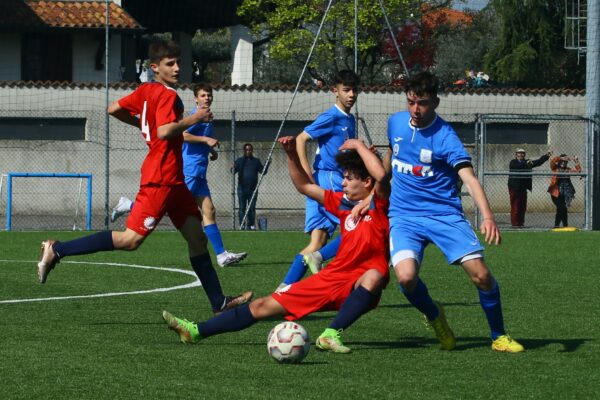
[204,223,225,255]
[190,253,225,311]
[282,254,307,284]
[53,231,114,258]
[478,281,505,340]
[400,278,439,321]
[319,235,341,261]
[330,286,376,330]
[198,303,257,338]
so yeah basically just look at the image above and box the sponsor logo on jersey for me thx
[391,159,434,177]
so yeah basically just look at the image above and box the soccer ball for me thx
[267,321,310,364]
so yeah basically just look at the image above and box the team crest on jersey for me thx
[143,216,157,230]
[393,143,400,156]
[420,149,432,163]
[344,214,361,231]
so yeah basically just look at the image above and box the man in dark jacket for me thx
[508,149,551,227]
[234,143,269,230]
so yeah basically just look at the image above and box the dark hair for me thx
[193,82,213,97]
[335,150,370,181]
[148,40,181,64]
[403,71,439,97]
[243,143,253,150]
[331,69,360,88]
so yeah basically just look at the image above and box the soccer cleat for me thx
[162,310,200,344]
[37,240,59,284]
[425,301,456,350]
[303,251,324,274]
[315,328,351,354]
[110,197,133,222]
[217,250,248,267]
[214,290,254,315]
[491,335,525,353]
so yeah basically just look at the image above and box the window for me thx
[21,33,73,81]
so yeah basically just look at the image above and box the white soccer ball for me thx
[267,321,310,364]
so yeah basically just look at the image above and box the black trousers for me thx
[551,194,568,227]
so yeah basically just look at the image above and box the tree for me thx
[433,7,500,86]
[238,0,427,85]
[484,0,584,88]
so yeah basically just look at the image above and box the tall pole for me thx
[588,0,600,229]
[104,0,110,230]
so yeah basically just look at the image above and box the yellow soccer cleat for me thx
[425,301,456,350]
[492,335,525,353]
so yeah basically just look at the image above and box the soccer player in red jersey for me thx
[162,137,390,353]
[37,40,252,314]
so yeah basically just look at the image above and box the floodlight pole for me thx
[104,0,111,230]
[588,1,600,229]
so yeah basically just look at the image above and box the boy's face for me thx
[333,84,358,112]
[150,56,180,86]
[406,91,439,128]
[342,171,371,201]
[195,90,213,108]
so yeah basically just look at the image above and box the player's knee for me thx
[470,269,493,289]
[360,270,385,291]
[395,269,417,289]
[121,236,143,251]
[248,297,269,318]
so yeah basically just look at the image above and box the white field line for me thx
[0,260,201,304]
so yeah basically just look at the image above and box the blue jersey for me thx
[305,105,355,172]
[387,112,471,217]
[182,107,212,178]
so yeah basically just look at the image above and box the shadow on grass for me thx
[352,336,591,352]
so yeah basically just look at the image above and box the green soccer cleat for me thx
[162,310,200,344]
[315,328,351,354]
[492,335,525,353]
[425,301,456,350]
[303,252,324,274]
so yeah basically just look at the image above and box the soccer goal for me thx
[3,172,92,231]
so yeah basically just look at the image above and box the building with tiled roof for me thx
[0,0,143,83]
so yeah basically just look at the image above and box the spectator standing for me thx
[548,154,581,228]
[234,143,269,230]
[507,149,551,228]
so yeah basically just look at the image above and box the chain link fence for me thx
[0,87,595,232]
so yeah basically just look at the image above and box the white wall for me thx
[0,33,21,81]
[72,32,123,83]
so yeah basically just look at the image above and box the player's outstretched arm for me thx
[157,106,213,140]
[458,167,501,245]
[107,101,140,128]
[279,136,324,204]
[295,131,316,184]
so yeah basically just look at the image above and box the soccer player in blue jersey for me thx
[181,83,247,267]
[277,70,359,288]
[385,71,524,353]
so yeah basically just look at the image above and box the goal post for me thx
[5,172,92,231]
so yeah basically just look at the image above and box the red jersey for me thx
[118,82,185,186]
[322,191,390,277]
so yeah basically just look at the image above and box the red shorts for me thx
[271,270,383,321]
[126,184,201,236]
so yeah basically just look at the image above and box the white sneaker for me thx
[111,197,133,222]
[217,250,248,267]
[303,251,324,274]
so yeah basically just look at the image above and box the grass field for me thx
[1,230,599,399]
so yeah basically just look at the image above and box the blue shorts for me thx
[304,170,343,237]
[389,214,483,266]
[184,176,211,197]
